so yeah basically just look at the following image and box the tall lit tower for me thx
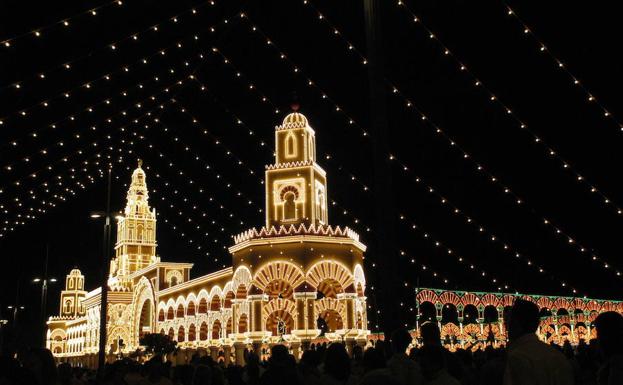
[110,160,157,282]
[265,112,328,227]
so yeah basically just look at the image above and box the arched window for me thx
[64,299,72,313]
[285,132,296,158]
[284,192,296,221]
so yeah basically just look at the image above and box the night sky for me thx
[1,0,621,347]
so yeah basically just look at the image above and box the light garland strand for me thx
[0,10,243,148]
[503,3,623,133]
[295,2,623,281]
[392,1,623,219]
[187,59,518,293]
[0,0,219,90]
[0,150,118,237]
[220,20,579,293]
[1,76,187,191]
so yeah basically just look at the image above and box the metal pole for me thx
[97,167,112,376]
[41,244,49,347]
[363,0,399,334]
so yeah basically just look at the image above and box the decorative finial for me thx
[290,91,300,112]
[137,158,143,168]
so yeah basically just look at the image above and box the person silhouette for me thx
[594,311,623,385]
[503,299,573,385]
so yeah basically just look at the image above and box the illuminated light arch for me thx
[188,324,196,342]
[306,260,353,291]
[439,291,461,307]
[284,131,297,158]
[158,309,165,322]
[177,325,185,342]
[185,293,197,309]
[440,323,461,339]
[108,325,131,351]
[208,286,223,303]
[481,293,500,307]
[461,293,479,307]
[417,289,439,304]
[212,319,222,340]
[224,291,235,308]
[165,270,183,287]
[237,313,248,334]
[168,327,175,340]
[263,298,297,324]
[176,304,185,318]
[167,306,175,320]
[254,261,305,293]
[131,276,156,346]
[501,294,515,307]
[536,297,554,311]
[553,297,570,310]
[233,266,252,294]
[210,293,222,311]
[199,322,208,341]
[315,298,345,331]
[236,283,248,300]
[265,279,295,300]
[462,323,482,341]
[279,185,300,201]
[198,297,208,314]
[353,264,366,290]
[586,300,601,312]
[187,300,196,316]
[225,317,233,337]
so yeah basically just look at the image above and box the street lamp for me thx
[32,244,57,347]
[90,166,113,377]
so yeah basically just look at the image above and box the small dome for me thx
[69,268,82,276]
[282,112,308,126]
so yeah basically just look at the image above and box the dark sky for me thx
[1,0,622,346]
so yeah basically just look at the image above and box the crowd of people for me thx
[1,300,622,385]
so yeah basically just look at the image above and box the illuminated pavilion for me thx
[46,112,370,366]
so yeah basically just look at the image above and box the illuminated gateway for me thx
[46,112,369,366]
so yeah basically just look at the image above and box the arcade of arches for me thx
[413,288,623,351]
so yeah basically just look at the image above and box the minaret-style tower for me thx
[59,269,86,317]
[266,111,328,227]
[111,160,157,279]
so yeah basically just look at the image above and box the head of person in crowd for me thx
[352,344,364,362]
[324,343,351,382]
[20,348,58,385]
[269,344,291,367]
[390,328,413,355]
[300,349,321,369]
[506,299,540,342]
[363,347,386,373]
[419,345,447,380]
[420,321,441,347]
[594,311,623,359]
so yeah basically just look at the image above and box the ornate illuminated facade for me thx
[413,288,623,351]
[46,112,370,366]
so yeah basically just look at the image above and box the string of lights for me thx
[0,151,115,237]
[1,77,187,190]
[0,10,243,147]
[187,58,518,294]
[0,0,128,48]
[293,2,623,280]
[0,0,221,90]
[503,3,623,134]
[212,22,583,294]
[391,1,623,220]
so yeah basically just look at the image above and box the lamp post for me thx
[33,244,57,348]
[90,166,113,377]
